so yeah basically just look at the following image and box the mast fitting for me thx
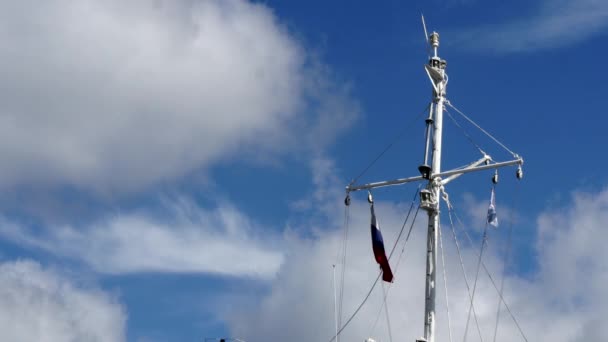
[420,179,441,212]
[419,164,432,179]
[492,170,499,184]
[516,166,523,180]
[430,32,439,48]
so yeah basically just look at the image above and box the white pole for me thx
[424,209,439,342]
[423,31,445,342]
[431,79,444,174]
[333,264,339,342]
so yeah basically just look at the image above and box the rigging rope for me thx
[446,206,484,342]
[389,186,422,259]
[439,222,454,342]
[445,101,518,158]
[392,206,421,271]
[337,204,351,333]
[381,282,394,342]
[450,203,530,342]
[444,108,486,156]
[329,187,421,342]
[492,183,520,342]
[350,103,430,185]
[462,220,489,342]
[333,265,339,342]
[328,272,381,342]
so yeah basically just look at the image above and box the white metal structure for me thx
[345,28,523,342]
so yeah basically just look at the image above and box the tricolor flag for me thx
[487,187,498,227]
[370,202,394,282]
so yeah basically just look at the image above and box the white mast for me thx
[345,27,523,342]
[421,31,445,342]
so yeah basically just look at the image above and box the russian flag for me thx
[370,202,394,283]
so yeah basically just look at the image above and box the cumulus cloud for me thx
[0,0,358,192]
[0,260,126,342]
[225,161,608,342]
[0,198,284,279]
[452,0,608,52]
[535,188,608,341]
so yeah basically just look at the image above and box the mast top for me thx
[429,31,440,58]
[429,32,439,48]
[427,30,446,81]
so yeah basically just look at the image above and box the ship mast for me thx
[345,28,524,342]
[420,30,445,342]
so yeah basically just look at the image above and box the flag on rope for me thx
[487,187,498,227]
[370,201,394,282]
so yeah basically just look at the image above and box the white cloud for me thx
[0,259,126,342]
[453,0,608,52]
[535,188,608,341]
[0,198,284,279]
[225,161,608,342]
[0,0,358,192]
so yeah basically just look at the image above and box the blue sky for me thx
[0,0,607,341]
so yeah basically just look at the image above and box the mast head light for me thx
[430,32,439,48]
[420,188,436,211]
[418,164,432,179]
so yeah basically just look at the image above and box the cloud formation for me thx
[0,260,126,342]
[453,0,608,52]
[0,0,358,193]
[0,198,284,279]
[535,188,608,341]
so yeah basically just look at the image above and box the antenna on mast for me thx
[421,14,431,58]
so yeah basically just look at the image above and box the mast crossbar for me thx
[345,157,521,193]
[346,175,424,192]
[435,158,523,180]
